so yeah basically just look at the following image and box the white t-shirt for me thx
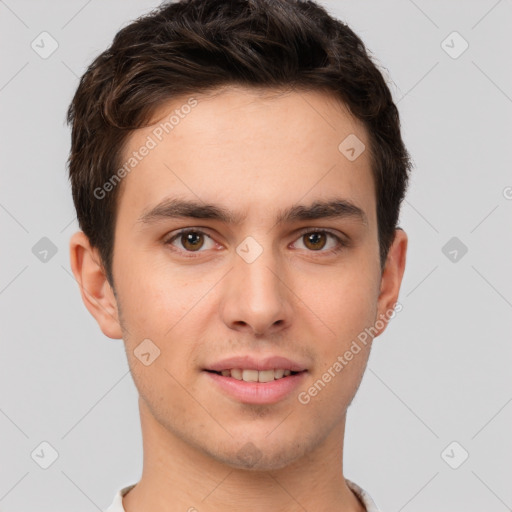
[104,478,381,511]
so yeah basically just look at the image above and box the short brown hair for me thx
[66,0,412,286]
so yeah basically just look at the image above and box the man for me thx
[67,0,410,510]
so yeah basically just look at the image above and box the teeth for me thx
[258,370,275,383]
[242,369,259,382]
[231,368,243,380]
[218,368,298,381]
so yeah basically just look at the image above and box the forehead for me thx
[116,86,375,226]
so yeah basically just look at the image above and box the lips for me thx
[204,354,308,373]
[202,355,309,403]
[204,367,308,404]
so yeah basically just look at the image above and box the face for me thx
[74,86,406,471]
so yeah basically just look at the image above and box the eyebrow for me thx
[137,197,368,227]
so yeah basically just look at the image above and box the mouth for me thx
[204,368,305,382]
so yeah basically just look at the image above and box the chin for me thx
[211,439,306,472]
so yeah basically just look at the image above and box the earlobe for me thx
[374,228,408,338]
[69,231,123,340]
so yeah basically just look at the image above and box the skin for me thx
[70,85,407,512]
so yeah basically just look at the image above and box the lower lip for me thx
[203,370,308,404]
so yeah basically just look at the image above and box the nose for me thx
[219,242,293,336]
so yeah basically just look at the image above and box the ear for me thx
[69,231,123,339]
[374,228,408,338]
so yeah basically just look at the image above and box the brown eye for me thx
[303,232,327,250]
[165,229,215,254]
[293,230,345,254]
[180,231,205,251]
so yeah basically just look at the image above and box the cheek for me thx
[300,264,379,346]
[115,256,219,388]
[299,276,377,413]
[118,270,204,400]
[114,251,199,335]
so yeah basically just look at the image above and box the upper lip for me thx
[204,355,308,372]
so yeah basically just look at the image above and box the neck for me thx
[123,397,366,512]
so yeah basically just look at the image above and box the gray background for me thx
[1,0,511,510]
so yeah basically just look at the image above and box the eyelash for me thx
[163,228,347,258]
